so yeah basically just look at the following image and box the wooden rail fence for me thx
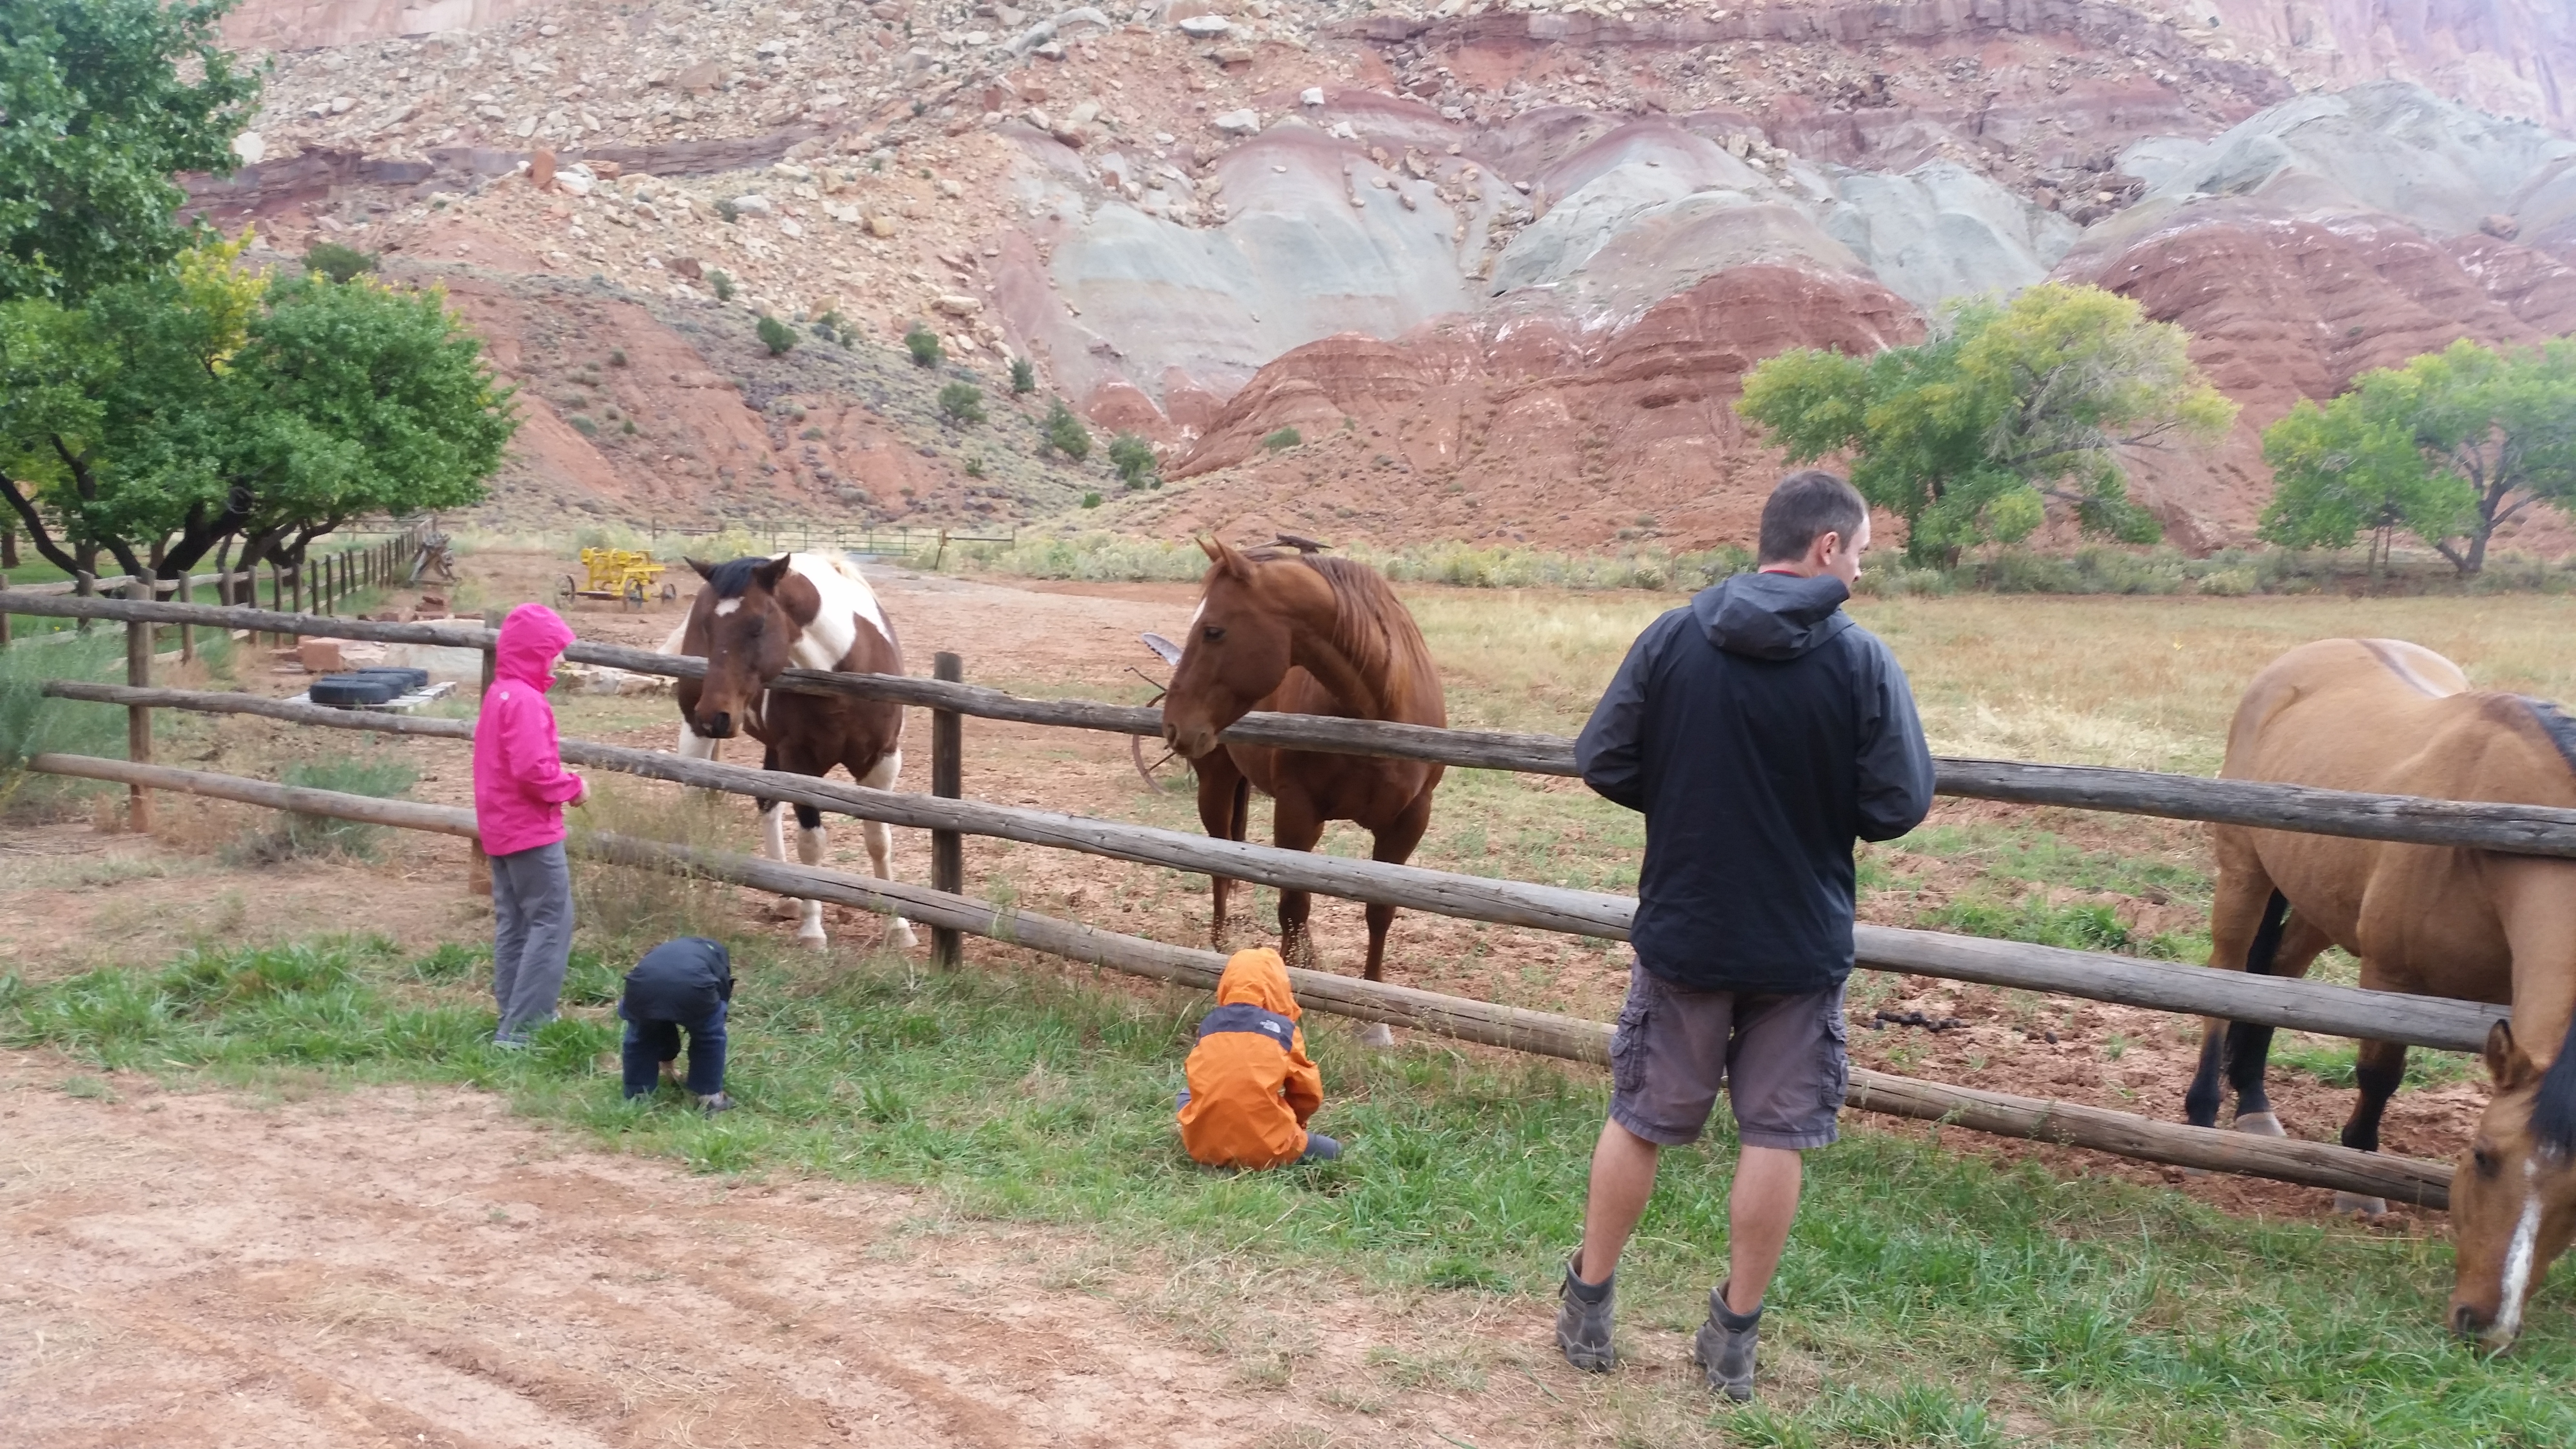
[16,751,2460,1210]
[9,586,2533,1210]
[11,588,2576,859]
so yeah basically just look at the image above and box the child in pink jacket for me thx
[474,603,588,1046]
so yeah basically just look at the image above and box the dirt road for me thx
[0,1055,1602,1449]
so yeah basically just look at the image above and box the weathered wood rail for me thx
[14,588,2576,858]
[18,751,2459,1209]
[40,679,2512,1055]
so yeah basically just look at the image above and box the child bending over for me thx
[621,936,734,1112]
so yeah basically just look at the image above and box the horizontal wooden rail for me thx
[30,681,2510,1055]
[12,588,2576,861]
[14,751,2457,1208]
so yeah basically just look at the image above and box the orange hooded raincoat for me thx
[1179,948,1323,1169]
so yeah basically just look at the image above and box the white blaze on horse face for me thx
[713,598,741,617]
[2495,1159,2544,1342]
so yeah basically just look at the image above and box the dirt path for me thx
[1,1054,1633,1449]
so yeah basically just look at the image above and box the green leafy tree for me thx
[937,381,985,425]
[1109,431,1159,489]
[1740,283,2237,566]
[2261,338,2576,576]
[0,0,262,304]
[0,241,516,585]
[1043,397,1091,462]
[756,314,797,356]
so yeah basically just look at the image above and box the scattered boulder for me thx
[2482,212,2522,240]
[1178,15,1229,37]
[1212,109,1260,136]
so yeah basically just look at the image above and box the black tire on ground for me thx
[354,666,431,693]
[309,675,399,708]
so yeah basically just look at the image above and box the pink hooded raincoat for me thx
[473,604,587,856]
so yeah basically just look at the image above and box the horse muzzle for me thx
[1163,721,1217,760]
[695,710,739,741]
[2450,1297,2515,1351]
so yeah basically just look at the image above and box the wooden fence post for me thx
[0,572,10,650]
[176,573,194,663]
[931,651,964,968]
[481,607,504,692]
[125,572,154,833]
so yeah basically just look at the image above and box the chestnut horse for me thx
[665,553,916,951]
[1160,538,1445,1008]
[2187,638,2576,1347]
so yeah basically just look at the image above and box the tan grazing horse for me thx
[2187,638,2576,1347]
[664,553,916,951]
[1159,537,1446,1013]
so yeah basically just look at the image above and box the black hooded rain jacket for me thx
[1576,571,1934,994]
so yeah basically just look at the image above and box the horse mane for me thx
[700,555,776,599]
[1272,552,1435,704]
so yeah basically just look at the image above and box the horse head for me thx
[680,554,801,740]
[1161,537,1320,760]
[2448,1019,2576,1350]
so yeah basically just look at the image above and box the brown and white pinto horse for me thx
[1160,538,1445,1024]
[666,552,916,950]
[2188,638,2576,1348]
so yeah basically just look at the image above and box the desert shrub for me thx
[608,348,628,367]
[1079,491,1102,509]
[0,632,132,817]
[232,753,421,863]
[938,380,986,425]
[756,315,798,356]
[1043,398,1091,461]
[904,322,943,367]
[303,242,376,283]
[1262,426,1302,451]
[1109,432,1159,489]
[1010,355,1036,394]
[707,269,736,301]
[567,414,599,436]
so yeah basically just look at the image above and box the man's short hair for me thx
[1757,470,1868,564]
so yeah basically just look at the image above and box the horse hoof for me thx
[2234,1111,2286,1137]
[1358,1022,1396,1049]
[797,928,829,951]
[2333,1191,2390,1219]
[887,920,920,950]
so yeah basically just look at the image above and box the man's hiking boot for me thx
[1556,1259,1615,1372]
[1691,1283,1761,1401]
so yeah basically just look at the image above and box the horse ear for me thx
[2485,1020,2539,1090]
[752,554,794,590]
[685,557,717,580]
[1199,535,1251,580]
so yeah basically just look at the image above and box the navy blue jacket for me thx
[1576,571,1933,994]
[619,936,734,1024]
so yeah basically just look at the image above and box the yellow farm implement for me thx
[558,548,676,610]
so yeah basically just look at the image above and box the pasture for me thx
[5,550,2575,1446]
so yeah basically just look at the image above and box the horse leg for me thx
[789,802,830,949]
[1362,788,1437,985]
[857,748,918,949]
[2188,852,2284,1131]
[1193,751,1249,948]
[2333,1033,2407,1218]
[1270,791,1326,973]
[2227,912,2334,1137]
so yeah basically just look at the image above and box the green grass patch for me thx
[226,750,420,862]
[2272,1035,2483,1091]
[1889,824,2209,907]
[1919,891,2204,962]
[1,933,2569,1445]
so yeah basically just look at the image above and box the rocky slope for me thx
[189,0,2576,548]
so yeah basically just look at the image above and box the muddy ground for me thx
[0,549,2487,1443]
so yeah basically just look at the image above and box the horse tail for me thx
[2244,889,2291,975]
[2531,1018,2576,1160]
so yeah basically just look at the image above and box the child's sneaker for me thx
[1691,1283,1761,1401]
[695,1091,735,1113]
[1556,1258,1615,1372]
[1300,1132,1342,1161]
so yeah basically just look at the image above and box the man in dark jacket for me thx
[620,936,736,1112]
[1556,470,1934,1400]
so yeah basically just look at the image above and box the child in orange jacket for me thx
[1178,948,1341,1168]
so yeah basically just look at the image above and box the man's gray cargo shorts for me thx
[1607,964,1849,1151]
